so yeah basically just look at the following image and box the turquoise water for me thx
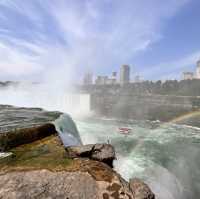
[75,118,200,199]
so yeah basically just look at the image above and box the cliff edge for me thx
[0,105,154,199]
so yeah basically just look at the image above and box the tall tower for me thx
[196,60,200,79]
[120,65,130,85]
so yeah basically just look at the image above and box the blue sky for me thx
[0,0,199,82]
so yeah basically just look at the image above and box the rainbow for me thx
[170,110,200,123]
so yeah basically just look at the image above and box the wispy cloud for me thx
[142,50,200,80]
[0,0,191,82]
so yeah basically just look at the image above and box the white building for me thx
[183,72,194,80]
[95,76,108,85]
[95,71,117,85]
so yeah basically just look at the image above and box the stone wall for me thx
[90,93,200,121]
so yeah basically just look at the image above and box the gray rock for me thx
[0,170,99,199]
[0,105,82,151]
[0,153,155,199]
[0,105,62,151]
[0,123,58,151]
[0,166,134,199]
[65,144,115,167]
[129,178,155,199]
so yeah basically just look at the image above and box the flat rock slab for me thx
[0,123,58,151]
[0,105,82,150]
[0,170,99,199]
[65,144,115,167]
[0,105,61,133]
[0,165,155,199]
[0,166,134,199]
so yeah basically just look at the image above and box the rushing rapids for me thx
[74,118,200,199]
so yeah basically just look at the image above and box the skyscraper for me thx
[120,65,130,85]
[196,60,200,79]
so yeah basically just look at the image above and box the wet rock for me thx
[65,143,115,167]
[0,105,61,133]
[0,105,63,151]
[129,178,155,199]
[0,123,58,151]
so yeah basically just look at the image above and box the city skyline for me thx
[0,0,200,82]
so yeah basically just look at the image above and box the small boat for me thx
[118,127,132,134]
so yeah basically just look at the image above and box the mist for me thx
[0,83,91,118]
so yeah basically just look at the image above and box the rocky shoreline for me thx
[0,105,155,199]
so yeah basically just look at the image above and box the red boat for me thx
[118,127,132,134]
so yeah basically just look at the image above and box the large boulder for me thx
[0,123,57,151]
[0,160,132,199]
[65,144,115,167]
[0,160,155,199]
[129,178,155,199]
[0,105,82,151]
[0,170,99,199]
[0,105,62,151]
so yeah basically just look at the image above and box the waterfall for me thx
[54,114,82,146]
[0,84,91,117]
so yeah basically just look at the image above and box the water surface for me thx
[76,118,200,199]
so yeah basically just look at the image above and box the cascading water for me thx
[53,114,82,146]
[0,83,89,147]
[75,118,200,199]
[0,84,91,117]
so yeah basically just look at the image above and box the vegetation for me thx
[0,135,72,171]
[0,135,115,182]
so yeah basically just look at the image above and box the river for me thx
[74,117,200,199]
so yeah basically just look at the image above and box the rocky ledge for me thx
[65,144,115,168]
[0,164,155,199]
[0,105,155,199]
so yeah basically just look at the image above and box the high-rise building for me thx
[120,65,130,85]
[83,72,93,85]
[196,60,200,79]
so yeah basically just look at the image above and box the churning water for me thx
[75,118,200,199]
